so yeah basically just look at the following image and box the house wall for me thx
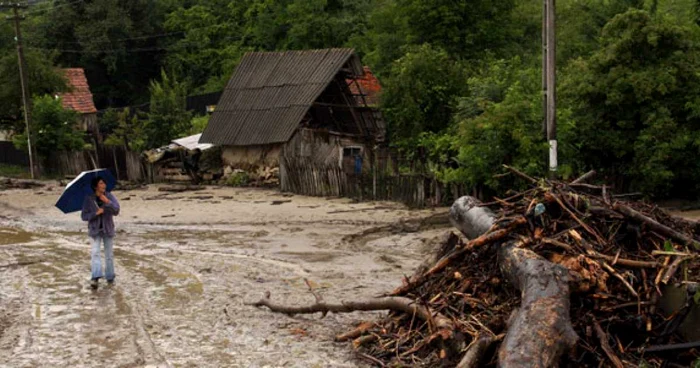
[282,128,370,173]
[221,128,371,174]
[221,144,282,170]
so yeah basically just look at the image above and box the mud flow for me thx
[0,184,447,367]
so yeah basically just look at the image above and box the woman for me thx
[81,176,120,289]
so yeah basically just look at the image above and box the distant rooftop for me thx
[58,68,97,114]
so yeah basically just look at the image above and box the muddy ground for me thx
[0,183,450,368]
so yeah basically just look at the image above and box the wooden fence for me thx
[281,158,429,207]
[0,141,29,166]
[40,145,145,182]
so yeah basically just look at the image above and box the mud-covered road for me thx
[0,183,449,367]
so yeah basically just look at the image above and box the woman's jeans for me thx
[90,235,115,281]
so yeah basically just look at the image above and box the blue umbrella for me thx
[55,169,116,214]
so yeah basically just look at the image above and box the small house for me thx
[57,68,99,139]
[199,48,385,186]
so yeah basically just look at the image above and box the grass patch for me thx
[0,164,30,178]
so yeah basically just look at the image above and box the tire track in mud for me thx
[1,208,443,368]
[0,233,178,367]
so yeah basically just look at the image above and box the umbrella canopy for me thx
[55,169,116,214]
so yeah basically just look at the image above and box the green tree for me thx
[455,58,549,192]
[30,0,171,107]
[143,70,192,149]
[163,3,249,93]
[381,44,467,150]
[0,50,67,131]
[189,114,210,135]
[102,107,145,151]
[13,95,84,158]
[562,9,700,196]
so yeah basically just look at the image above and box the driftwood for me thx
[451,197,577,367]
[593,320,624,368]
[246,291,454,332]
[502,164,537,184]
[249,174,700,367]
[456,334,502,368]
[571,170,596,185]
[614,203,700,250]
[497,244,578,367]
[449,196,496,239]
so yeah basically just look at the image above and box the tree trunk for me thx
[497,244,578,367]
[450,196,578,368]
[449,196,495,239]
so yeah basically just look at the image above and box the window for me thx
[343,147,362,158]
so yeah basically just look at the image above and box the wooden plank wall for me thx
[281,155,428,207]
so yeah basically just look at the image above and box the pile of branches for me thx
[249,169,700,367]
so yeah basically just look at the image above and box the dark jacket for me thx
[81,192,120,237]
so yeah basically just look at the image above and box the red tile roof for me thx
[347,66,382,106]
[58,68,97,114]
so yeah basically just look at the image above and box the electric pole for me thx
[544,0,557,177]
[1,2,37,179]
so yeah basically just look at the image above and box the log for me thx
[498,244,578,367]
[571,170,596,184]
[614,203,700,250]
[450,196,496,239]
[246,291,454,333]
[502,165,537,184]
[451,196,578,367]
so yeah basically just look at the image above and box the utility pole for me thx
[544,0,557,177]
[542,0,547,139]
[1,2,37,179]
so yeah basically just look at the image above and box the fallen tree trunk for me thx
[449,196,496,239]
[498,244,578,367]
[450,196,578,368]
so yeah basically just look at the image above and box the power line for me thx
[25,23,230,46]
[24,0,83,15]
[26,35,241,54]
[28,45,175,53]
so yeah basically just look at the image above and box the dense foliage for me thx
[12,95,84,158]
[2,0,700,197]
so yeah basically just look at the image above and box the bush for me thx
[226,171,249,187]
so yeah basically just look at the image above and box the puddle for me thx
[276,251,340,263]
[0,227,39,245]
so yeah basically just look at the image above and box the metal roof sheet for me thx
[200,48,362,146]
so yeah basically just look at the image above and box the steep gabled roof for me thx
[347,66,382,106]
[200,48,364,146]
[58,68,97,114]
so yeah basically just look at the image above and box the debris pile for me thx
[0,178,45,190]
[348,173,700,367]
[250,169,700,367]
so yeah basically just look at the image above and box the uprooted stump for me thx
[247,177,700,367]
